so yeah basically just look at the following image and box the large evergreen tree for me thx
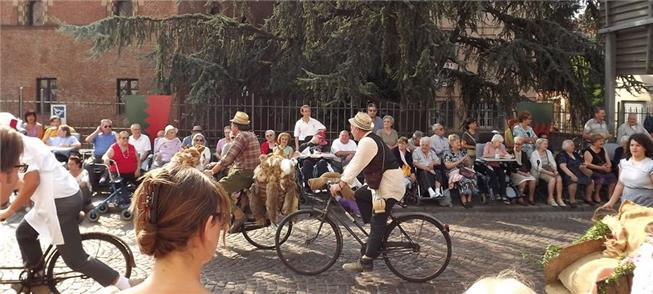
[60,0,642,120]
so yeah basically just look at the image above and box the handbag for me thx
[542,164,555,173]
[401,164,412,177]
[460,167,476,179]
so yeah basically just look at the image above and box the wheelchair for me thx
[86,160,136,222]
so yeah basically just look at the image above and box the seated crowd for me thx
[21,103,653,210]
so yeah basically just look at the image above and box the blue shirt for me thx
[92,131,117,157]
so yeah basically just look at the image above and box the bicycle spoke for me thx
[276,210,342,275]
[47,233,132,294]
[383,215,451,282]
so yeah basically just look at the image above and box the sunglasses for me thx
[194,139,205,142]
[119,137,129,140]
[15,164,28,173]
[103,125,112,129]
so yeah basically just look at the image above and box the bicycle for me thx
[274,185,452,282]
[234,188,293,250]
[0,232,135,294]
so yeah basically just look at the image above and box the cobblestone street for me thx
[0,203,594,293]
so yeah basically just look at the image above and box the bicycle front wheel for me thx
[46,232,134,294]
[383,214,451,282]
[242,220,292,250]
[275,209,342,275]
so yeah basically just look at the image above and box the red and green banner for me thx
[516,102,553,137]
[126,95,172,143]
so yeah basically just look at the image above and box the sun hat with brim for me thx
[0,112,25,132]
[348,112,373,131]
[192,125,203,132]
[230,111,250,125]
[164,125,177,134]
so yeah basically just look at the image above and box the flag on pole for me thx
[125,95,172,144]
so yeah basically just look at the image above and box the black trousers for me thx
[476,164,507,197]
[83,157,104,192]
[16,191,118,286]
[354,187,397,259]
[415,169,443,193]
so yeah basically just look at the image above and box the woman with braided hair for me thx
[122,148,230,294]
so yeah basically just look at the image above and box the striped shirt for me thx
[220,131,261,170]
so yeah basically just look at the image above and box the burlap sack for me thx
[544,239,605,284]
[307,172,355,200]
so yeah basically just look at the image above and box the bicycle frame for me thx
[0,243,57,286]
[310,193,420,255]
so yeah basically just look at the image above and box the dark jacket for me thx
[393,148,415,173]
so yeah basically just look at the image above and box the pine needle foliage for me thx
[59,1,643,115]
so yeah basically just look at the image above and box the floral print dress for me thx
[443,148,478,196]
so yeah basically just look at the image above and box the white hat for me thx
[164,125,177,134]
[0,112,24,132]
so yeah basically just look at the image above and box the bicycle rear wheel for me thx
[383,214,451,282]
[275,209,342,275]
[46,232,134,294]
[242,220,292,250]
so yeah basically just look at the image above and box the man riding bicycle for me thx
[0,113,133,293]
[205,111,261,233]
[329,112,405,272]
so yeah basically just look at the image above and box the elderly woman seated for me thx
[46,125,81,161]
[506,136,534,205]
[530,138,565,207]
[412,137,444,199]
[103,131,140,185]
[444,134,477,208]
[481,134,512,202]
[557,139,594,207]
[152,125,183,169]
[584,134,617,204]
[191,133,211,170]
[273,132,294,159]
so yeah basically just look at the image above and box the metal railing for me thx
[4,97,647,148]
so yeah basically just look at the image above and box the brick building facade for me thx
[0,0,272,135]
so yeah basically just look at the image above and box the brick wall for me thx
[0,0,271,137]
[0,0,181,132]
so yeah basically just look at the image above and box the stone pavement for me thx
[0,202,594,293]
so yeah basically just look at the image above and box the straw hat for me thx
[348,112,373,131]
[230,111,250,125]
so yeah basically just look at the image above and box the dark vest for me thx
[361,133,400,189]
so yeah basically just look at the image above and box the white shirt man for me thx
[128,123,152,162]
[331,130,357,164]
[429,123,450,158]
[293,105,326,150]
[617,114,649,141]
[583,108,611,141]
